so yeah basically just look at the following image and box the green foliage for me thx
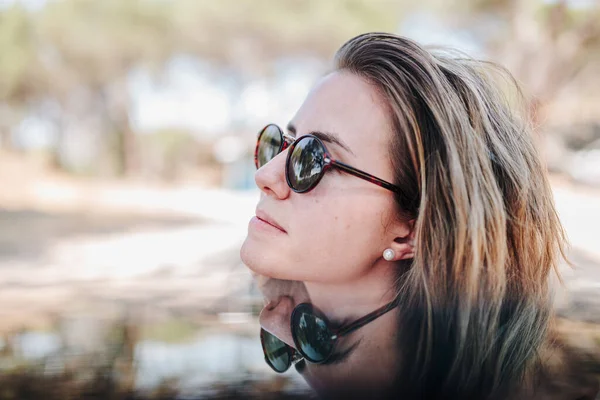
[0,5,37,101]
[141,318,199,343]
[0,0,406,175]
[0,0,404,103]
[0,0,597,175]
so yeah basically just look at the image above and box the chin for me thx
[239,238,261,272]
[240,238,285,278]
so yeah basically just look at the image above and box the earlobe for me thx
[383,248,396,261]
[385,220,416,261]
[382,238,415,261]
[398,249,414,260]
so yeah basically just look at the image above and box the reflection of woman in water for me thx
[240,33,599,399]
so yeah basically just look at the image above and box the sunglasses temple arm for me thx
[334,299,400,338]
[291,351,304,365]
[329,160,400,193]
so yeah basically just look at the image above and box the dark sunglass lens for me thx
[256,125,283,168]
[287,137,325,192]
[293,308,334,363]
[261,329,291,373]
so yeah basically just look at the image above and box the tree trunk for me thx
[115,123,138,177]
[0,127,12,151]
[101,82,139,177]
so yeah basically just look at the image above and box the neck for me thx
[300,260,402,397]
[304,259,398,323]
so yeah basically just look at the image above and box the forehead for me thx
[289,71,392,165]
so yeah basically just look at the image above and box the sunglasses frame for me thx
[255,124,402,194]
[260,298,399,373]
[259,329,303,373]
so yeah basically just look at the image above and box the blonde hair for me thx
[335,33,568,399]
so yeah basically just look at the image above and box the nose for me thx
[259,295,296,348]
[255,150,290,200]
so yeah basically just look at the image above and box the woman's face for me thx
[240,71,400,284]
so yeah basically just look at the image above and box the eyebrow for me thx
[286,122,355,156]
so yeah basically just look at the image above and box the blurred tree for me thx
[0,5,38,150]
[0,0,406,175]
[461,0,600,127]
[171,0,405,73]
[35,0,175,175]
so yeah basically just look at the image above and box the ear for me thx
[384,219,415,261]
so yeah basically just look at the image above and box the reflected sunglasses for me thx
[260,299,399,373]
[255,124,402,193]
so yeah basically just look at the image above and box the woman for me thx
[240,33,599,399]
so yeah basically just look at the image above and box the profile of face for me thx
[240,71,415,397]
[241,71,413,283]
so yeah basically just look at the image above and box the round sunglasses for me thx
[254,124,402,193]
[260,299,399,373]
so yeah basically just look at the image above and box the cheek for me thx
[289,198,386,282]
[240,189,394,283]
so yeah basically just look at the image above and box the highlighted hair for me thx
[335,33,568,399]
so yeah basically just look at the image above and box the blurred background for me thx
[0,0,599,398]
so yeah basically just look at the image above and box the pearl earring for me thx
[383,248,395,261]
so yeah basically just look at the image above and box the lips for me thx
[255,209,286,232]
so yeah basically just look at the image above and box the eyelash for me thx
[321,354,340,365]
